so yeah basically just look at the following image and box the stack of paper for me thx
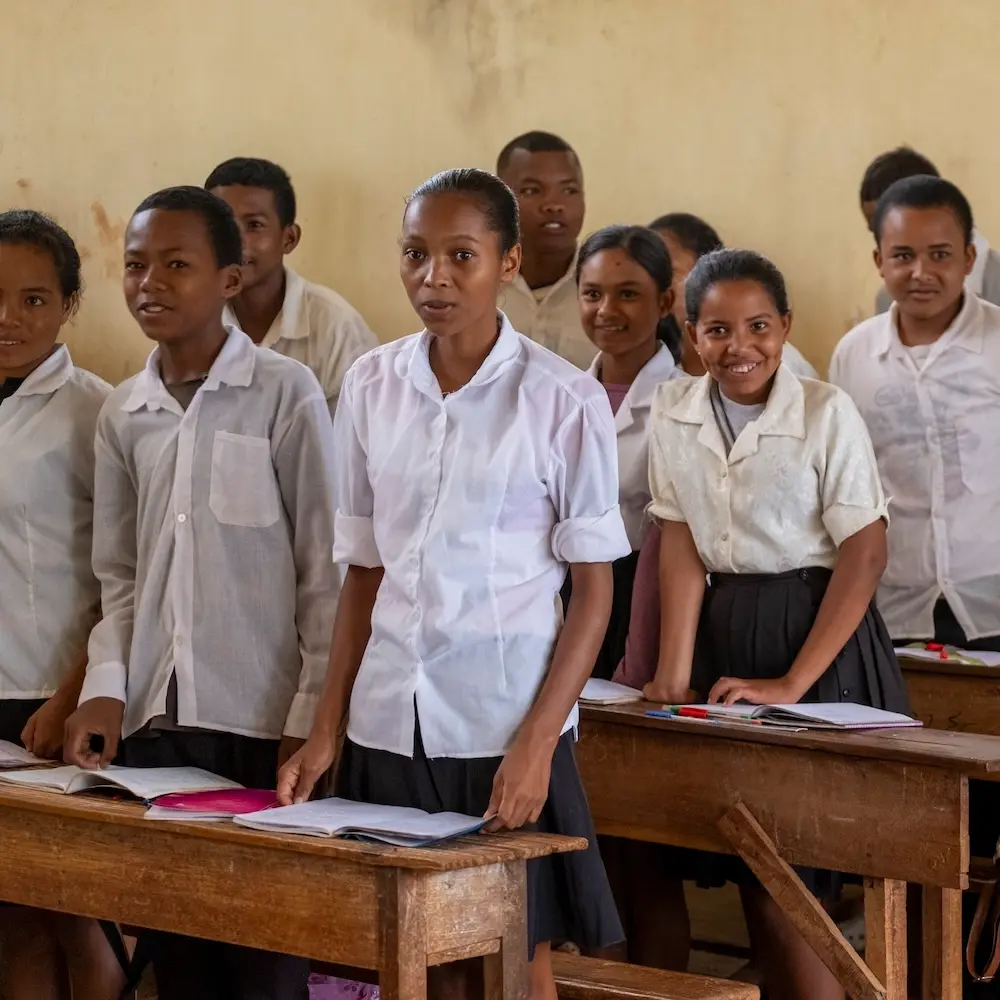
[579,678,642,705]
[234,797,487,846]
[684,703,921,730]
[0,765,241,801]
[0,740,45,770]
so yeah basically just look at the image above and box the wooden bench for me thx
[552,954,760,999]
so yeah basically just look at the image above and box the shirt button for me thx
[176,513,188,524]
[842,689,850,697]
[721,532,729,542]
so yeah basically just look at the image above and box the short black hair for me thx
[860,147,940,205]
[871,174,974,246]
[496,131,578,175]
[685,248,789,323]
[407,168,520,255]
[204,157,297,227]
[132,186,243,268]
[0,209,82,303]
[648,212,723,260]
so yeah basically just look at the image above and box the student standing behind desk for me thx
[207,156,377,418]
[642,249,908,1000]
[496,130,591,368]
[279,167,631,1000]
[0,211,123,1000]
[63,186,339,1000]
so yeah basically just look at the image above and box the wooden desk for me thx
[576,704,1000,1000]
[0,786,584,1000]
[900,655,1000,735]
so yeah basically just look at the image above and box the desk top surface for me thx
[581,703,1000,774]
[0,785,585,872]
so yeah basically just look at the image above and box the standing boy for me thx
[496,131,592,368]
[64,186,338,1000]
[207,157,377,416]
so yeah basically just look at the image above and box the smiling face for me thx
[399,192,520,338]
[688,279,790,404]
[499,149,584,257]
[578,246,672,361]
[123,208,242,344]
[0,243,73,378]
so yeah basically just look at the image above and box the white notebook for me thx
[687,703,921,730]
[233,797,487,846]
[0,740,45,769]
[894,646,1000,668]
[580,679,642,705]
[0,765,241,800]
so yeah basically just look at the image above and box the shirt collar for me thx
[396,312,522,398]
[511,247,579,299]
[122,326,257,413]
[12,344,74,398]
[222,267,308,348]
[874,291,983,359]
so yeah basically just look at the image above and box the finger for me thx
[707,680,731,704]
[722,687,746,707]
[20,717,36,753]
[483,770,504,821]
[528,795,546,825]
[100,729,120,769]
[276,758,300,806]
[294,763,321,805]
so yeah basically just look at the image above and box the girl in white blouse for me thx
[0,211,123,1000]
[643,249,908,1000]
[279,168,631,1000]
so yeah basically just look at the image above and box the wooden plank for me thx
[577,717,969,887]
[483,861,529,1000]
[903,669,1000,736]
[551,953,759,999]
[424,865,505,959]
[377,868,427,1000]
[922,886,963,1000]
[718,803,884,1000]
[864,878,907,1000]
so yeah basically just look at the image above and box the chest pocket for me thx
[209,431,281,528]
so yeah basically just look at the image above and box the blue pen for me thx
[645,709,724,725]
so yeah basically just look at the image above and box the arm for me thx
[21,650,88,759]
[613,523,661,688]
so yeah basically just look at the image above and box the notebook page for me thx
[765,704,919,727]
[580,679,642,705]
[894,647,1000,668]
[0,741,46,768]
[97,766,242,799]
[0,764,93,792]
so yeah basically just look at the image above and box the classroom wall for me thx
[4,0,999,383]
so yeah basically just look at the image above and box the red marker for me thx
[676,706,710,719]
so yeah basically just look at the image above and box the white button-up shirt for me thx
[830,294,1000,640]
[648,365,887,574]
[500,253,594,369]
[0,346,110,698]
[334,314,630,759]
[79,328,339,740]
[782,343,820,380]
[224,267,377,418]
[587,343,681,550]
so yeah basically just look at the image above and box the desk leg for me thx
[378,869,427,1000]
[483,861,529,1000]
[864,878,907,1000]
[922,886,962,1000]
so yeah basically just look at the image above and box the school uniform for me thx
[648,364,908,891]
[80,327,338,1000]
[875,231,1000,314]
[0,345,109,744]
[223,267,377,418]
[332,313,630,955]
[500,252,594,369]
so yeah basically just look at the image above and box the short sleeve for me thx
[331,369,382,568]
[819,391,889,546]
[548,395,631,564]
[647,427,686,524]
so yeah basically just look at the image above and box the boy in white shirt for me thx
[496,131,592,368]
[64,186,338,1000]
[207,157,377,416]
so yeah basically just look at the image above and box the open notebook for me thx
[233,797,487,846]
[684,703,921,730]
[579,679,642,705]
[145,788,279,822]
[0,740,45,770]
[895,645,1000,668]
[0,765,241,800]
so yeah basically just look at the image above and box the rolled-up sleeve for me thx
[548,395,631,564]
[820,391,889,547]
[331,369,382,568]
[647,431,686,523]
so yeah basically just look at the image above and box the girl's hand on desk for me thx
[642,682,697,705]
[484,735,553,832]
[22,688,77,759]
[277,733,336,805]
[708,676,802,707]
[63,697,124,769]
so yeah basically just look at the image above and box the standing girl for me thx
[642,249,908,1000]
[279,168,630,1000]
[0,210,124,1000]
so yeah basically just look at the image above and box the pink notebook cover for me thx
[153,788,278,814]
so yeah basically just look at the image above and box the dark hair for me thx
[132,186,243,268]
[0,210,82,304]
[871,174,974,246]
[685,248,789,323]
[204,156,297,227]
[496,131,578,175]
[860,147,939,205]
[575,225,679,357]
[648,212,723,260]
[406,168,520,254]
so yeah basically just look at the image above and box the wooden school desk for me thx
[575,703,1000,1000]
[899,654,1000,735]
[0,785,583,1000]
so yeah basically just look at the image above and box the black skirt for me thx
[674,566,910,895]
[336,724,625,958]
[0,698,46,745]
